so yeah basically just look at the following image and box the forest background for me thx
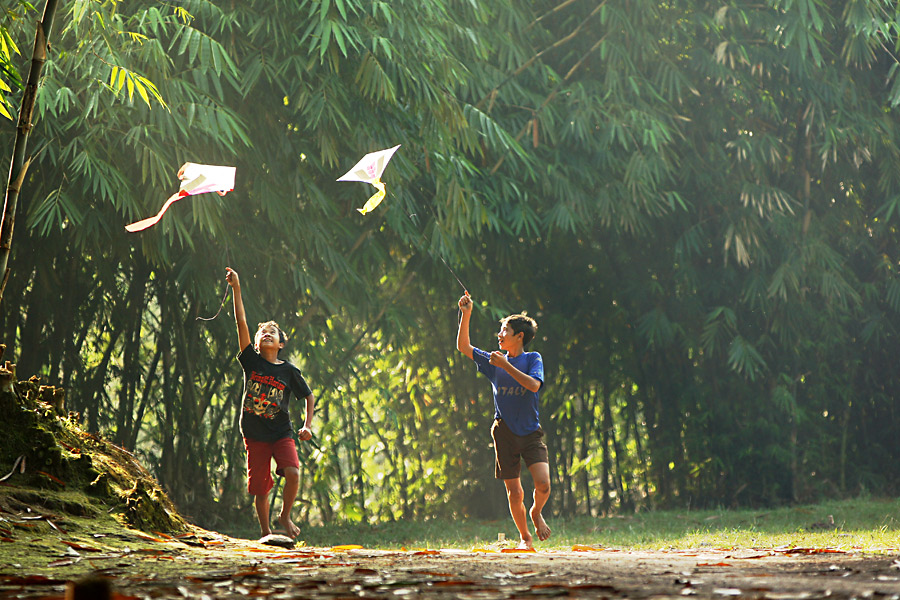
[1,0,899,536]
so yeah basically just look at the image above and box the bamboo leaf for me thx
[135,79,150,107]
[173,6,192,24]
[320,21,332,59]
[727,336,767,381]
[334,0,347,20]
[73,0,89,24]
[333,22,347,57]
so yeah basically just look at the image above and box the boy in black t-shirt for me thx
[226,267,315,540]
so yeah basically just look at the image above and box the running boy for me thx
[226,267,315,540]
[456,292,551,549]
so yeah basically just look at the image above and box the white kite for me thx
[125,162,236,232]
[337,144,401,215]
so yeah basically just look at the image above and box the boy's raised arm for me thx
[456,292,474,359]
[226,267,251,351]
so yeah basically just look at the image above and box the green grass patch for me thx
[293,498,900,552]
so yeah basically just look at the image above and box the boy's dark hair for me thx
[501,313,538,346]
[256,321,287,345]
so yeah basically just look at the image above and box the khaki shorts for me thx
[491,418,548,480]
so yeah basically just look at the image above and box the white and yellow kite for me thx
[337,145,401,215]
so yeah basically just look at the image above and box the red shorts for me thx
[244,437,300,496]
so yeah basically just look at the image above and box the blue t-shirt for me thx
[472,347,544,436]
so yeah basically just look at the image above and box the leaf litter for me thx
[3,376,900,598]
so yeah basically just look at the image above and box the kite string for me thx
[403,202,473,332]
[438,252,469,294]
[195,284,230,322]
[406,202,469,295]
[196,246,233,322]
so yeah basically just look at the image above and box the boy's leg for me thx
[254,494,272,537]
[273,438,302,538]
[503,477,534,549]
[526,461,551,541]
[244,438,275,537]
[492,420,534,549]
[277,467,302,538]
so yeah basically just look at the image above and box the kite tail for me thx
[357,180,386,215]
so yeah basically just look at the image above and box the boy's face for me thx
[497,323,523,352]
[255,324,284,353]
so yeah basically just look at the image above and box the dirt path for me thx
[4,386,898,598]
[4,532,899,599]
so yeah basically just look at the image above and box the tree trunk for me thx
[0,0,61,305]
[600,388,612,515]
[116,260,149,449]
[580,391,595,516]
[129,344,162,450]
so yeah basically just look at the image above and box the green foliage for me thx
[4,0,900,535]
[0,1,34,120]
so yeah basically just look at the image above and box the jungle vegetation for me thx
[2,0,899,534]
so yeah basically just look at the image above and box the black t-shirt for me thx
[237,344,313,443]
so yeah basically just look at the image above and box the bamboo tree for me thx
[0,0,59,304]
[5,0,900,529]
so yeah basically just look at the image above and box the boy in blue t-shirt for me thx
[456,292,551,549]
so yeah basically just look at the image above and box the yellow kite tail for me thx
[357,179,386,215]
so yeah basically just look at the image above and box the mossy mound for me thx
[0,376,188,534]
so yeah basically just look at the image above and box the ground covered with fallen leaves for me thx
[3,376,900,599]
[4,526,900,599]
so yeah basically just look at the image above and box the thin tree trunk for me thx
[606,398,631,512]
[839,401,850,494]
[0,0,61,305]
[50,253,80,384]
[579,391,594,516]
[116,260,149,448]
[625,381,651,503]
[84,323,123,433]
[600,388,613,515]
[218,397,244,520]
[128,344,162,450]
[15,265,43,376]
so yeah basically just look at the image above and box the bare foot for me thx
[278,513,301,539]
[517,536,534,550]
[530,507,551,541]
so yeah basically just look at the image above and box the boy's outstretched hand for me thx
[226,267,240,289]
[458,291,472,313]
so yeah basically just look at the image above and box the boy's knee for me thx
[534,480,550,495]
[506,487,525,504]
[283,467,300,482]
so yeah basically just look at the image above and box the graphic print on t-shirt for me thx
[497,385,531,397]
[243,372,286,419]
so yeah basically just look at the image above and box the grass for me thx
[292,497,900,552]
